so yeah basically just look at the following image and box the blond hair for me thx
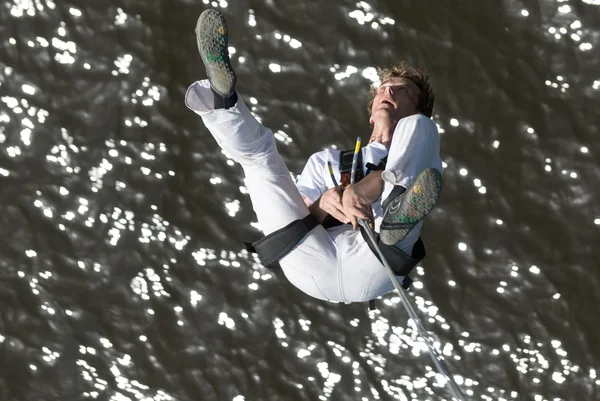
[367,61,435,118]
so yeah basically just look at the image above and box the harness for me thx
[243,148,426,310]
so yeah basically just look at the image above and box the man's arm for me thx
[350,170,384,203]
[298,150,387,227]
[339,170,383,229]
[297,151,328,205]
[304,188,350,224]
[304,170,385,227]
[297,150,353,224]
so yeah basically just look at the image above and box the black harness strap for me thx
[359,228,425,311]
[339,148,364,186]
[359,226,425,279]
[242,214,319,268]
[365,156,387,175]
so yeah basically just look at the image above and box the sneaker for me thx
[380,168,442,245]
[195,9,237,98]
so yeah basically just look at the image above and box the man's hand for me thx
[342,184,374,230]
[309,186,351,224]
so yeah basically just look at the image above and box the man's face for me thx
[370,77,421,125]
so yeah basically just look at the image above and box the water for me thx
[0,0,599,400]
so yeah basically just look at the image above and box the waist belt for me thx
[243,214,319,268]
[243,216,426,298]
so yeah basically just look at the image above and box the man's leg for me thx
[379,115,443,252]
[187,80,309,233]
[185,10,339,301]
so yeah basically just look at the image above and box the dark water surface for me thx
[1,0,599,400]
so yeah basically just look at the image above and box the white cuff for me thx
[185,79,216,114]
[381,170,412,190]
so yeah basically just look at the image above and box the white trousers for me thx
[186,80,430,303]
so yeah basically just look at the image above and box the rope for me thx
[358,218,467,401]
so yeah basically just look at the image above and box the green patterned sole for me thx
[380,168,442,245]
[195,9,236,97]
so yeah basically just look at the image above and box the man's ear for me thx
[369,116,374,125]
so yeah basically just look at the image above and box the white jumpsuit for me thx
[186,79,442,303]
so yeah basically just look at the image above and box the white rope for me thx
[358,218,467,401]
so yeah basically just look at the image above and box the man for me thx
[185,9,442,304]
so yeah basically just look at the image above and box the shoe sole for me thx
[195,9,237,97]
[380,168,442,245]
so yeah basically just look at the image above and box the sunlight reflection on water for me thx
[1,0,599,399]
